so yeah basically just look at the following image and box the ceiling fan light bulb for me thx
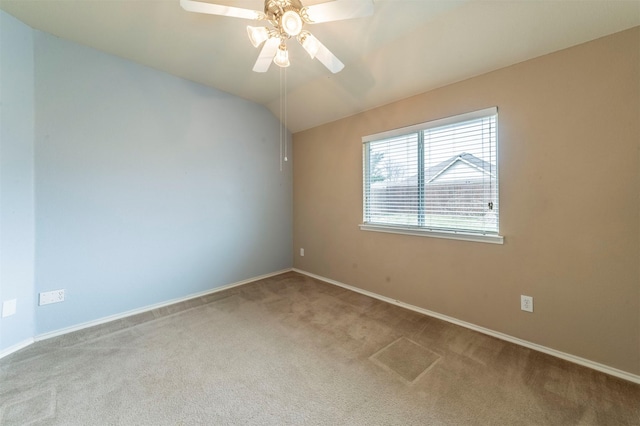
[247,26,269,48]
[282,11,303,36]
[274,46,291,68]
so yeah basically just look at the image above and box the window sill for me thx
[359,224,504,245]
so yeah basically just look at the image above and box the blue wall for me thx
[33,32,292,335]
[1,10,292,344]
[0,11,36,351]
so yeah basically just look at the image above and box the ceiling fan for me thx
[180,0,374,73]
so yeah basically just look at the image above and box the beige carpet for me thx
[1,272,638,425]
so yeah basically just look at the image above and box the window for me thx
[361,107,502,244]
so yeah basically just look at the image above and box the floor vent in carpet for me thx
[370,337,441,384]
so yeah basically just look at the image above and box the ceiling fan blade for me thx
[303,0,374,24]
[253,38,280,73]
[313,37,345,74]
[180,0,265,20]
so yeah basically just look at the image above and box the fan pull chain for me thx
[279,65,289,172]
[284,66,288,163]
[279,66,283,172]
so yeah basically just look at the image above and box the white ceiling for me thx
[1,0,639,132]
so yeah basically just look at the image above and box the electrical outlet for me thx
[521,295,533,313]
[2,299,17,318]
[300,248,304,257]
[39,289,65,306]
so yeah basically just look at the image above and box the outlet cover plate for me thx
[39,290,65,306]
[521,295,533,313]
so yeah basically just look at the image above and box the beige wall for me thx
[292,27,640,376]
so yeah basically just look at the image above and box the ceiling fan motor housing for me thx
[265,0,308,37]
[265,0,304,17]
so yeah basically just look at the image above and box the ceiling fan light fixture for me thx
[247,26,270,48]
[281,10,303,36]
[298,31,319,58]
[181,0,374,74]
[273,45,291,68]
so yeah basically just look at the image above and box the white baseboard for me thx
[293,268,640,385]
[35,268,293,342]
[0,338,35,359]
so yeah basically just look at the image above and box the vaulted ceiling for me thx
[1,0,638,132]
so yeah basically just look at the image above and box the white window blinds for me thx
[363,107,499,237]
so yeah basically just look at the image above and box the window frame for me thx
[360,107,503,245]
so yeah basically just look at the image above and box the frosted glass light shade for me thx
[273,46,290,68]
[281,11,303,36]
[300,32,319,58]
[247,26,269,48]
